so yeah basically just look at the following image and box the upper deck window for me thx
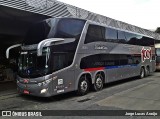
[118,30,126,43]
[85,25,105,44]
[105,27,117,43]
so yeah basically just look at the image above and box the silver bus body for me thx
[7,18,156,97]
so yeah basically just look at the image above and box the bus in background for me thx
[6,17,156,97]
[155,44,160,70]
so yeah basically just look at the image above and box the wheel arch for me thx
[141,65,145,71]
[76,72,92,90]
[93,70,106,84]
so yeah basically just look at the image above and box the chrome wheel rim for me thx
[80,80,88,92]
[96,77,103,88]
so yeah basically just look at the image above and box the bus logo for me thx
[2,111,11,116]
[95,44,108,50]
[141,47,152,62]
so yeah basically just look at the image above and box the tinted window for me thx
[18,49,51,78]
[54,19,85,39]
[124,32,154,46]
[52,52,74,72]
[133,56,141,64]
[85,25,105,44]
[84,24,154,46]
[80,54,140,69]
[105,28,117,43]
[125,32,138,44]
[118,30,126,43]
[119,55,128,65]
[24,18,85,45]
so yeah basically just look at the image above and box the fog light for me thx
[40,89,47,94]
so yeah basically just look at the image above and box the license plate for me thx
[23,90,29,94]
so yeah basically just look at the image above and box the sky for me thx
[58,0,160,31]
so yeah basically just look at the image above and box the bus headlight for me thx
[40,88,48,94]
[38,78,52,86]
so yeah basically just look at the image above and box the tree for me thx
[155,27,160,33]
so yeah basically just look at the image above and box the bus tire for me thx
[93,73,104,91]
[139,67,145,79]
[77,75,90,96]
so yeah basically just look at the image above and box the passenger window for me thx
[84,24,155,46]
[118,30,126,43]
[105,28,117,43]
[119,55,128,65]
[80,54,142,69]
[125,32,138,45]
[84,25,105,44]
[52,53,73,72]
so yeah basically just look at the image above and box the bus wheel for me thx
[77,75,89,96]
[139,67,145,79]
[93,73,104,91]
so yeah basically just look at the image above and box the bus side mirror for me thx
[6,44,22,59]
[37,38,64,56]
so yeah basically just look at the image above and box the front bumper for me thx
[17,82,52,97]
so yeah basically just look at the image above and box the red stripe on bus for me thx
[84,67,104,72]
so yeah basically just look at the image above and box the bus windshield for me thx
[19,18,86,78]
[24,18,86,45]
[52,18,85,39]
[18,48,51,78]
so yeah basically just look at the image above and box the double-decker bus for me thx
[155,44,160,70]
[6,17,155,97]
